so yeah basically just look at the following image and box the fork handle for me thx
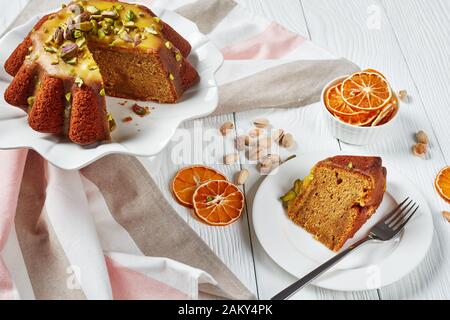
[271,237,372,300]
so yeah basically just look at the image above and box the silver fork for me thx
[271,198,419,300]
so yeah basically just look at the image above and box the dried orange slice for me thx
[193,180,244,226]
[325,83,377,126]
[172,166,227,208]
[325,84,357,116]
[371,95,399,127]
[363,68,386,77]
[435,166,450,204]
[335,111,378,127]
[341,71,392,111]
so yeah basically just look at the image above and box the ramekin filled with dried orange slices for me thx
[322,69,400,145]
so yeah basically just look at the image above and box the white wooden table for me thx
[148,0,450,300]
[2,0,449,300]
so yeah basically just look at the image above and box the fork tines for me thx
[384,197,419,231]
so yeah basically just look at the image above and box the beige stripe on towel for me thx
[81,154,255,300]
[176,0,237,34]
[214,58,360,115]
[14,151,86,300]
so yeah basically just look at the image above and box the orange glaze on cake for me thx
[4,0,199,145]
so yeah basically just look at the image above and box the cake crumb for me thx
[118,100,128,106]
[131,103,151,117]
[122,116,133,123]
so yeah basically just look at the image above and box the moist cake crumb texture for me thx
[3,0,199,145]
[288,156,387,251]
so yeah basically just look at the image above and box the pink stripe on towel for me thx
[105,256,189,300]
[0,149,28,300]
[221,22,306,60]
[0,259,16,300]
[0,259,15,300]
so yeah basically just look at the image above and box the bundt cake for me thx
[284,156,387,252]
[4,0,199,145]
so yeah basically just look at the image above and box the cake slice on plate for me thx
[285,156,387,252]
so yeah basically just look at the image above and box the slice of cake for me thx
[4,0,199,145]
[285,156,387,252]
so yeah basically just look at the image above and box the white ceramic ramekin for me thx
[321,76,399,145]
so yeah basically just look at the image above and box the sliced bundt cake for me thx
[286,156,387,252]
[4,0,199,145]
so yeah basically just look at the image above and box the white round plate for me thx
[253,150,434,292]
[0,5,223,170]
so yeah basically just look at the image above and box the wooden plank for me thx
[381,0,450,164]
[301,0,450,299]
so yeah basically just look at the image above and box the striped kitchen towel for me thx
[0,0,358,300]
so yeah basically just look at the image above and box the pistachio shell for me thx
[398,90,408,102]
[220,122,234,136]
[412,143,427,158]
[281,133,294,148]
[416,130,429,145]
[236,169,249,185]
